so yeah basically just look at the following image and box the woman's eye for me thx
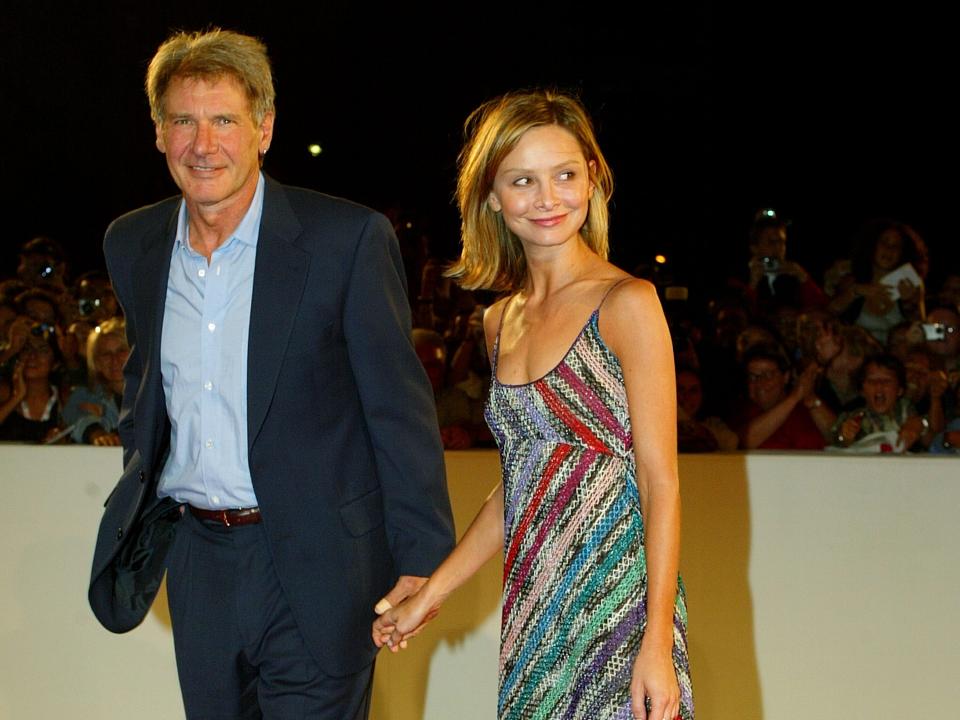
[512,177,531,187]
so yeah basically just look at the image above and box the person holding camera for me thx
[0,322,64,443]
[745,209,827,319]
[922,303,960,407]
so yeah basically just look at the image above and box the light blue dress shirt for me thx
[156,174,264,509]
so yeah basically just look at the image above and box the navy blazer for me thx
[89,177,455,676]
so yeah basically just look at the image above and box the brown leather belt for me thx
[188,505,261,527]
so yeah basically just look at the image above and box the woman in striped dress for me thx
[373,89,693,720]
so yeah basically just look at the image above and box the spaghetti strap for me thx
[491,295,517,372]
[596,277,632,313]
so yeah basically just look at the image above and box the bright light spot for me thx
[308,144,322,157]
[405,221,413,229]
[655,254,667,264]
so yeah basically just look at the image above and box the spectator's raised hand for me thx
[898,415,924,449]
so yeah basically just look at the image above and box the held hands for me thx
[372,575,441,653]
[631,641,680,720]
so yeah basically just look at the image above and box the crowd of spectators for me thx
[1,237,126,445]
[5,208,959,455]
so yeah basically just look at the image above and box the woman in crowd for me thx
[0,323,64,443]
[373,90,693,720]
[829,218,928,344]
[62,318,128,445]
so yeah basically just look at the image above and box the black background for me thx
[2,2,954,299]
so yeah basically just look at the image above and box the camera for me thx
[922,323,947,341]
[761,256,780,273]
[30,322,57,340]
[78,297,102,317]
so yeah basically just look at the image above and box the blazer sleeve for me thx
[341,212,455,576]
[103,225,142,470]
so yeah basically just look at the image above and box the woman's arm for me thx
[601,278,681,720]
[374,482,504,651]
[373,300,509,650]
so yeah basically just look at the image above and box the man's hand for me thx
[374,575,428,616]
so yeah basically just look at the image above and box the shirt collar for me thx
[173,173,265,254]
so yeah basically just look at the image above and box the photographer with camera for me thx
[922,304,960,398]
[745,208,827,319]
[0,322,65,443]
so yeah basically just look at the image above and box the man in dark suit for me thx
[88,29,454,718]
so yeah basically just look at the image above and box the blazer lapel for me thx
[247,179,311,451]
[131,204,178,474]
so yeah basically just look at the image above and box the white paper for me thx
[879,263,923,300]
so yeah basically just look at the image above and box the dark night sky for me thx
[2,2,955,298]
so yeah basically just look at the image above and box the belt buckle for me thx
[221,509,232,527]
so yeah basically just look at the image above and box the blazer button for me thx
[138,470,146,483]
[116,528,124,540]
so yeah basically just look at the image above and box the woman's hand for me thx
[631,642,680,720]
[372,587,442,653]
[858,283,894,315]
[898,279,920,303]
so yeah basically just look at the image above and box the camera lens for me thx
[77,298,100,317]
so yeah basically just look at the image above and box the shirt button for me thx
[205,439,214,449]
[198,268,206,278]
[204,381,213,391]
[208,322,216,332]
[211,495,220,505]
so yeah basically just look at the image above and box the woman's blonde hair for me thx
[448,89,614,292]
[86,317,127,388]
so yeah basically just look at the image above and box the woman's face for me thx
[873,229,903,272]
[488,125,594,253]
[20,337,54,380]
[861,363,902,415]
[93,333,129,385]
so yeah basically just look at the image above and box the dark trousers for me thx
[165,509,374,720]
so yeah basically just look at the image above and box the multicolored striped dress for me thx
[485,291,694,720]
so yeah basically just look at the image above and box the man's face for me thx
[155,75,274,214]
[746,358,787,410]
[750,226,787,261]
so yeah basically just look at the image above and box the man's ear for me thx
[155,123,165,153]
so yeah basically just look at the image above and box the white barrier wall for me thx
[1,446,957,719]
